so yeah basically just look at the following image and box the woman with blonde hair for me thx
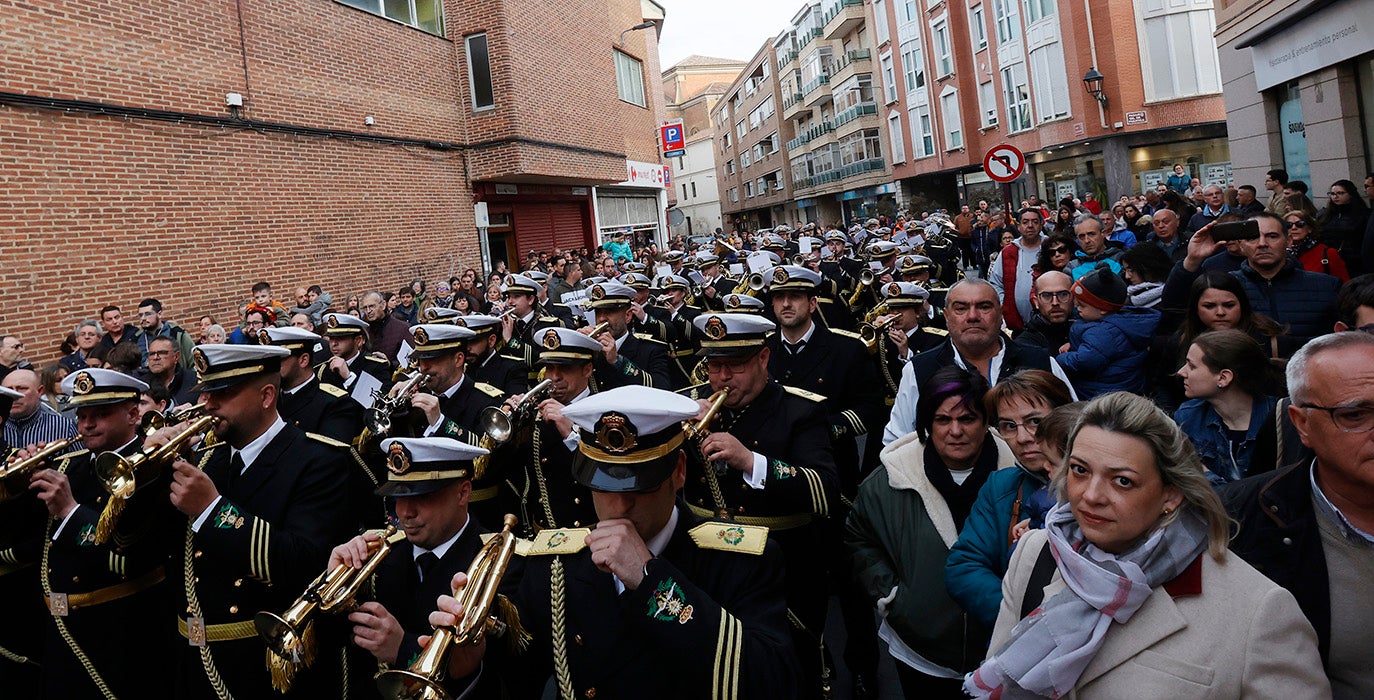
[967,392,1328,698]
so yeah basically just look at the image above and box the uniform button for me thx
[97,496,104,503]
[233,579,243,587]
[584,689,596,699]
[574,634,584,646]
[542,458,548,464]
[1269,505,1279,513]
[229,605,239,614]
[573,521,581,527]
[696,499,704,506]
[752,441,758,447]
[737,507,745,514]
[72,576,80,584]
[1282,537,1293,546]
[194,550,203,559]
[573,498,581,505]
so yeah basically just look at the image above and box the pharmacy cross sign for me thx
[983,144,1026,183]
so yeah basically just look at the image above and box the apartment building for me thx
[874,0,1230,208]
[1214,0,1371,207]
[713,43,797,230]
[664,56,749,237]
[0,0,669,357]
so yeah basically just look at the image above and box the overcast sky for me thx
[657,0,798,69]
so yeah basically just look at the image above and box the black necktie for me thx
[416,552,439,582]
[786,340,806,355]
[227,453,246,490]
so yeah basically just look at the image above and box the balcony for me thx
[836,157,886,181]
[827,49,871,86]
[823,0,865,40]
[777,49,799,71]
[801,75,832,107]
[832,102,878,129]
[782,92,807,120]
[786,120,836,151]
[798,26,824,50]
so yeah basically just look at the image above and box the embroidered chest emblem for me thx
[718,526,746,547]
[771,461,797,480]
[214,503,245,530]
[648,578,693,624]
[77,524,98,546]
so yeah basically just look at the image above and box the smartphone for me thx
[1210,219,1261,242]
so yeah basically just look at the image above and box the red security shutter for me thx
[512,202,590,258]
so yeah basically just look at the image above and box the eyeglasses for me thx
[995,416,1043,438]
[1036,291,1071,303]
[147,350,173,358]
[1298,403,1374,433]
[1285,221,1308,229]
[705,356,756,375]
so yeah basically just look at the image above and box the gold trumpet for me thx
[376,514,522,700]
[731,272,767,297]
[140,401,207,436]
[584,321,611,339]
[859,316,900,352]
[97,414,219,500]
[683,387,729,442]
[257,527,408,666]
[0,435,83,501]
[684,389,731,518]
[847,268,876,307]
[477,378,554,447]
[863,301,891,325]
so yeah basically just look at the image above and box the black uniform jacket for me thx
[279,376,364,443]
[470,351,529,396]
[316,352,393,390]
[593,332,673,390]
[500,505,800,699]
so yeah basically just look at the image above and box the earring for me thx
[1216,382,1224,388]
[1161,507,1174,516]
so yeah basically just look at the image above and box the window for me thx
[722,133,731,149]
[901,0,917,23]
[681,183,688,200]
[753,144,764,160]
[755,178,766,195]
[881,53,897,103]
[1029,40,1071,120]
[873,0,890,45]
[749,110,762,130]
[910,105,934,156]
[932,18,953,77]
[1001,63,1032,132]
[940,87,962,149]
[769,132,780,153]
[1136,0,1222,101]
[691,182,697,197]
[729,187,739,202]
[887,112,906,163]
[833,74,875,113]
[969,5,987,51]
[992,0,1019,45]
[744,181,754,198]
[978,80,998,126]
[736,120,747,139]
[465,33,494,110]
[742,150,752,168]
[838,128,883,167]
[614,50,646,107]
[1025,0,1055,23]
[340,0,443,35]
[900,39,925,96]
[725,159,735,175]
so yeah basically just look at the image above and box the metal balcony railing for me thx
[832,102,878,127]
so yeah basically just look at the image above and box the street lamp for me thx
[1082,67,1107,107]
[618,21,656,46]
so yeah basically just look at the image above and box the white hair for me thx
[1286,331,1374,405]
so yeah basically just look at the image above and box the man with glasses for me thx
[133,298,194,370]
[1015,271,1074,357]
[358,290,409,363]
[1166,213,1340,347]
[136,336,198,406]
[987,208,1046,332]
[1222,331,1374,699]
[0,335,32,383]
[1187,184,1230,234]
[681,312,838,700]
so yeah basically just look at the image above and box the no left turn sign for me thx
[983,144,1026,183]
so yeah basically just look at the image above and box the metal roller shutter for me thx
[512,202,589,256]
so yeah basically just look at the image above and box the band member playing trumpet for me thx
[582,281,673,390]
[330,437,522,696]
[491,328,603,533]
[429,386,800,699]
[21,369,173,699]
[457,314,529,397]
[498,274,566,385]
[646,274,702,389]
[396,324,505,445]
[161,344,356,698]
[316,313,393,391]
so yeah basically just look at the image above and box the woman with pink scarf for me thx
[966,392,1329,699]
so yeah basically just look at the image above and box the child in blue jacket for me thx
[1056,266,1161,398]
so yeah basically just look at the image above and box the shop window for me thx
[1277,81,1310,187]
[614,50,646,107]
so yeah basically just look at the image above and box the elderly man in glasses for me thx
[1222,331,1374,699]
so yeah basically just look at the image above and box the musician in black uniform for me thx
[329,436,521,698]
[490,328,602,535]
[161,344,356,698]
[622,272,675,346]
[646,274,702,389]
[499,273,566,385]
[0,385,45,694]
[527,270,578,328]
[694,252,736,310]
[263,327,364,443]
[583,281,674,389]
[454,313,529,396]
[26,369,173,699]
[433,385,800,699]
[896,254,950,328]
[317,312,393,391]
[679,312,839,699]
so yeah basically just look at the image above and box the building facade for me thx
[664,56,749,238]
[0,0,668,360]
[713,42,798,230]
[1214,0,1372,208]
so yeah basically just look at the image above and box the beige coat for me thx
[990,529,1331,699]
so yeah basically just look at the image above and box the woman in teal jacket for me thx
[944,370,1074,628]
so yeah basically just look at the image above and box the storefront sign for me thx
[1125,111,1148,126]
[618,160,667,188]
[1249,3,1372,91]
[1203,162,1233,186]
[1142,170,1168,190]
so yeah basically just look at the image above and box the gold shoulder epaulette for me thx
[57,448,90,461]
[783,386,827,403]
[632,333,666,345]
[497,353,524,363]
[688,521,768,555]
[830,328,863,341]
[539,315,561,323]
[306,432,351,449]
[523,528,589,556]
[927,327,949,336]
[481,532,533,557]
[318,383,348,398]
[473,382,504,398]
[367,352,390,363]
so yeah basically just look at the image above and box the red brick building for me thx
[0,0,668,362]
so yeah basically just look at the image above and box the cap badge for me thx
[192,349,210,374]
[725,296,740,309]
[703,316,727,340]
[424,308,439,321]
[594,412,639,454]
[71,371,95,396]
[590,285,606,301]
[542,329,562,350]
[452,317,467,328]
[257,329,273,345]
[413,327,430,346]
[887,282,902,297]
[772,268,789,285]
[387,443,411,476]
[326,315,340,329]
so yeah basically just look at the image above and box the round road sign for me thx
[983,144,1026,183]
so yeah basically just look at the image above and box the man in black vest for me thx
[583,281,673,389]
[883,278,1074,445]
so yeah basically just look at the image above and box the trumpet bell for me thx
[747,273,766,292]
[478,406,513,445]
[375,666,450,700]
[255,609,314,663]
[140,410,167,436]
[95,452,138,500]
[364,407,392,436]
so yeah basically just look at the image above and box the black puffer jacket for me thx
[1163,260,1339,347]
